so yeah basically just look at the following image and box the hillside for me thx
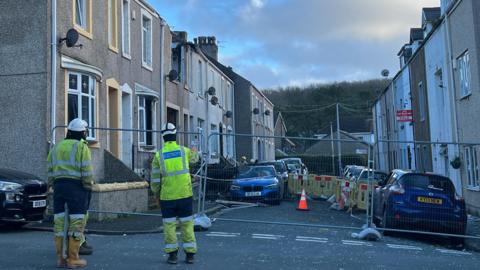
[263,79,390,137]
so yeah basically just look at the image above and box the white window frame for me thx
[137,95,157,148]
[121,0,131,58]
[418,81,426,122]
[141,10,153,70]
[465,146,480,188]
[210,124,219,159]
[198,60,203,95]
[458,51,472,98]
[67,72,96,140]
[75,0,87,29]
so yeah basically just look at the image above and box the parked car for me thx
[230,165,282,204]
[344,165,365,180]
[373,170,467,237]
[0,168,48,228]
[280,158,308,175]
[354,169,389,184]
[254,160,288,198]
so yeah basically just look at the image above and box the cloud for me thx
[151,0,440,88]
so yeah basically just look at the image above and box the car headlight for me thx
[266,183,279,189]
[0,181,22,192]
[230,185,241,191]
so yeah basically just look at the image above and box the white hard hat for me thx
[161,123,176,136]
[68,118,88,132]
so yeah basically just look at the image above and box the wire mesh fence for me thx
[41,127,480,242]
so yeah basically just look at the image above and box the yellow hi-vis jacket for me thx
[47,139,94,189]
[151,141,199,201]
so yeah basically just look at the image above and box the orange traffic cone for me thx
[297,188,309,211]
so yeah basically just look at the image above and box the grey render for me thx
[0,0,163,182]
[448,0,480,215]
[205,58,275,162]
[167,33,235,162]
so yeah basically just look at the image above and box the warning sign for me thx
[396,110,413,122]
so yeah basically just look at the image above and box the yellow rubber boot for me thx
[54,236,67,268]
[67,237,87,269]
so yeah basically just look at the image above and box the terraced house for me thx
[0,0,169,216]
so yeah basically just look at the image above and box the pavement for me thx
[1,200,480,270]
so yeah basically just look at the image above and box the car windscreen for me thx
[237,166,276,178]
[400,174,455,195]
[358,171,388,181]
[260,162,285,173]
[283,159,301,166]
[349,167,363,177]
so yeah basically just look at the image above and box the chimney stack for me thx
[194,36,218,61]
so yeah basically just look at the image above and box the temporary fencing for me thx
[371,139,480,240]
[44,126,480,243]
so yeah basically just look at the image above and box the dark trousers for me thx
[53,179,90,215]
[160,197,193,218]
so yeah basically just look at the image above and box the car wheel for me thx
[381,208,393,236]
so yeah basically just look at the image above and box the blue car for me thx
[373,170,467,236]
[230,165,281,205]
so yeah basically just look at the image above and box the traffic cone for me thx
[297,188,309,211]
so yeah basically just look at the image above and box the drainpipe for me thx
[159,19,165,128]
[232,84,236,160]
[51,0,57,145]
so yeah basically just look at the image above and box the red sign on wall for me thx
[396,110,413,122]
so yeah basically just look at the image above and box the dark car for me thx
[230,165,282,204]
[373,170,467,236]
[0,168,48,228]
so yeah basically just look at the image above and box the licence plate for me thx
[245,191,262,197]
[417,196,442,204]
[33,200,47,208]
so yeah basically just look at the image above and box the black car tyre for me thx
[381,207,393,236]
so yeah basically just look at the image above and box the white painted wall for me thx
[393,66,416,170]
[424,24,461,192]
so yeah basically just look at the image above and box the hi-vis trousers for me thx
[160,197,197,254]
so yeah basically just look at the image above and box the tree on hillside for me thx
[263,79,390,136]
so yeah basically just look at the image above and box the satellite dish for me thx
[381,69,390,78]
[252,108,259,115]
[264,110,271,116]
[207,87,216,96]
[210,96,218,106]
[225,111,233,118]
[65,29,79,47]
[168,70,178,81]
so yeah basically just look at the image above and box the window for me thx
[418,82,426,122]
[198,60,203,95]
[210,124,219,158]
[141,11,152,69]
[197,118,204,152]
[108,0,118,51]
[458,51,472,97]
[138,96,156,146]
[73,0,92,38]
[67,72,96,139]
[121,0,130,56]
[226,82,231,110]
[220,77,226,108]
[465,147,479,188]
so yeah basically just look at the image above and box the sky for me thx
[150,0,440,89]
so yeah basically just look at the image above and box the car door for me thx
[374,172,396,217]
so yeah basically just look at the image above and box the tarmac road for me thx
[1,200,479,270]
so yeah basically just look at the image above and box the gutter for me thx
[50,0,57,144]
